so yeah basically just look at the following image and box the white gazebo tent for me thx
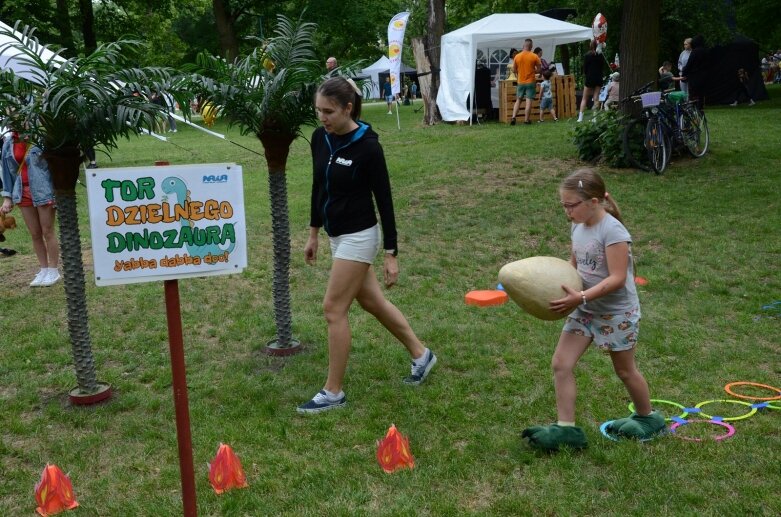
[437,13,593,122]
[0,20,66,84]
[359,55,417,100]
[360,55,392,99]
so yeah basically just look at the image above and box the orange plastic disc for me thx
[635,276,649,286]
[465,290,509,307]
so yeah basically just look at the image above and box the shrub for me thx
[572,109,631,167]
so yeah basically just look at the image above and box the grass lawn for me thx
[1,86,779,516]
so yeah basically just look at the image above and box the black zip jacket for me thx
[309,122,397,251]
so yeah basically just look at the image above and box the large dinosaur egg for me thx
[498,256,583,320]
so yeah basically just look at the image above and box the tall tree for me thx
[412,0,445,125]
[53,0,75,51]
[77,0,97,54]
[619,0,661,113]
[212,0,245,61]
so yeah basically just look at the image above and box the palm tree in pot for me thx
[192,14,325,355]
[0,23,191,403]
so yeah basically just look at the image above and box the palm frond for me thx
[189,13,322,138]
[0,22,195,155]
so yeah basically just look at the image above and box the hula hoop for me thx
[628,399,690,421]
[668,419,735,442]
[724,382,781,401]
[600,420,664,443]
[694,399,757,421]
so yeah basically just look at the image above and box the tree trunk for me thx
[258,132,297,351]
[267,170,293,348]
[417,0,445,125]
[620,0,661,115]
[44,148,99,394]
[55,0,75,53]
[77,0,96,55]
[212,0,240,62]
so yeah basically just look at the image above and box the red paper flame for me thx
[376,424,415,473]
[208,443,249,494]
[34,464,79,516]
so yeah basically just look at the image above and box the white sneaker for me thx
[40,269,61,286]
[30,270,47,287]
[387,111,393,115]
[749,99,755,106]
[577,113,584,122]
[730,101,738,106]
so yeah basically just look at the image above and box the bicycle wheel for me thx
[622,117,651,172]
[645,117,668,174]
[680,105,710,157]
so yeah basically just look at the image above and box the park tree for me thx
[619,0,661,110]
[411,0,445,125]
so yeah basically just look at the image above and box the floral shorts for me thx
[562,306,641,353]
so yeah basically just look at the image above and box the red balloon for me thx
[592,13,608,44]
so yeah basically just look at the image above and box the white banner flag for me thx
[387,12,410,96]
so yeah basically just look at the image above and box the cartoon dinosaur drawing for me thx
[160,175,236,259]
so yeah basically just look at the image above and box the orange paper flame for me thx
[34,464,79,516]
[376,424,415,473]
[208,443,249,494]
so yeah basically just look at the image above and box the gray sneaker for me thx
[403,349,437,385]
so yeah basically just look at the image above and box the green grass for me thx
[1,88,780,516]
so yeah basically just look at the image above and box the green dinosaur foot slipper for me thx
[607,410,666,439]
[521,424,588,451]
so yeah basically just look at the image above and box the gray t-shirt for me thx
[571,213,639,316]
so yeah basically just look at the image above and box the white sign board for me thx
[86,163,247,286]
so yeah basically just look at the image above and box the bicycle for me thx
[678,98,709,157]
[625,87,669,174]
[620,82,659,173]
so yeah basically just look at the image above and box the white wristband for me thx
[580,291,587,306]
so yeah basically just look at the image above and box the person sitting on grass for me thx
[521,168,665,451]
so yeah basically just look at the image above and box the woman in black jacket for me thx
[681,35,708,110]
[297,77,437,414]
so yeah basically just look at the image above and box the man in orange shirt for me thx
[510,39,541,125]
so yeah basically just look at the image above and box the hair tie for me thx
[345,78,362,97]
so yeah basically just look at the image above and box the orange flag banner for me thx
[34,464,79,516]
[376,424,415,473]
[208,443,249,494]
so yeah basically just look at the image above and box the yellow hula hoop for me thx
[724,381,781,401]
[628,399,689,421]
[694,399,757,421]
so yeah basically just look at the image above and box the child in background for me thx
[658,61,678,91]
[603,72,620,110]
[538,69,558,122]
[731,68,756,106]
[522,168,664,451]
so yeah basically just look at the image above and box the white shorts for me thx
[329,224,381,264]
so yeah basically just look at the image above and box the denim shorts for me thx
[516,82,537,99]
[540,97,553,110]
[562,306,641,353]
[329,224,381,264]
